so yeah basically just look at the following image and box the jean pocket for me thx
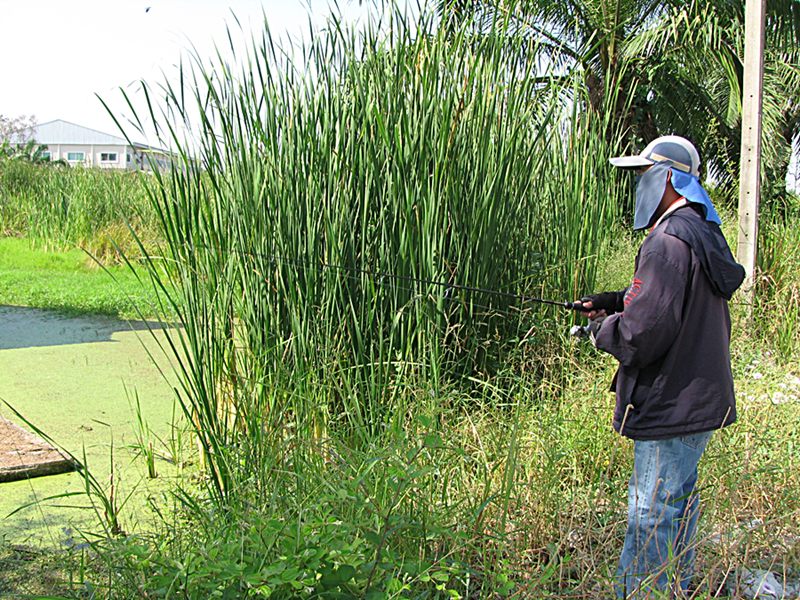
[678,431,712,451]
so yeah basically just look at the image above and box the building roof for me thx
[17,119,130,146]
[15,119,171,154]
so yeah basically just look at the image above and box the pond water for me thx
[0,306,179,546]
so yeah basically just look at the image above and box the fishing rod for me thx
[313,258,589,312]
[199,245,593,316]
[310,253,601,340]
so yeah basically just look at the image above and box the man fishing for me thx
[579,136,745,597]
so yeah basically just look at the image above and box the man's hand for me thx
[569,315,606,344]
[576,299,607,320]
[586,315,605,345]
[575,292,623,319]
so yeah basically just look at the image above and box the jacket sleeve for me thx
[594,235,690,368]
[612,289,627,313]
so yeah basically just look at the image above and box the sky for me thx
[0,0,390,141]
[1,1,797,187]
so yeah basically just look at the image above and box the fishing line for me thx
[188,244,589,314]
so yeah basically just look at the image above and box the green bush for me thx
[92,426,507,599]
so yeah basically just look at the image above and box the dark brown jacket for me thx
[595,204,745,440]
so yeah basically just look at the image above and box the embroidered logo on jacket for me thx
[624,278,643,306]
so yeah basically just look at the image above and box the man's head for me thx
[610,135,701,178]
[610,136,700,231]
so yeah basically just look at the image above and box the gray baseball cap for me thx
[610,135,701,178]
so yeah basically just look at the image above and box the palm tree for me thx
[439,0,800,200]
[636,0,800,200]
[439,0,668,133]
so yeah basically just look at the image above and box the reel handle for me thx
[569,324,591,339]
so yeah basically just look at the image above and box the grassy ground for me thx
[1,232,798,598]
[0,237,160,319]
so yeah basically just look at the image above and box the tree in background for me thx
[439,0,800,202]
[0,114,36,143]
[635,0,800,202]
[0,114,53,164]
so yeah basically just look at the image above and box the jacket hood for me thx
[661,205,745,300]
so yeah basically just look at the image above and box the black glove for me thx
[579,291,624,315]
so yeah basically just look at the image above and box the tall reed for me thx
[756,198,800,359]
[0,160,155,258]
[120,5,626,501]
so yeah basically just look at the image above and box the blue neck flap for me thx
[670,169,722,225]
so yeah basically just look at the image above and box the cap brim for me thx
[609,156,654,169]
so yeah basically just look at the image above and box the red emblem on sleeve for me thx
[624,278,643,306]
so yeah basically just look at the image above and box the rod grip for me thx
[566,301,589,312]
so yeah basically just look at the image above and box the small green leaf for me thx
[423,432,443,448]
[416,414,433,427]
[432,570,450,582]
[364,530,381,546]
[337,564,356,582]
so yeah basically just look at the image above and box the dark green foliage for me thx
[91,427,509,598]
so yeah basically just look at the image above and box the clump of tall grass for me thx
[96,3,634,596]
[0,160,156,261]
[125,4,626,488]
[754,197,800,362]
[755,195,800,360]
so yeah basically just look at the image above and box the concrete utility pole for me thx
[737,0,766,306]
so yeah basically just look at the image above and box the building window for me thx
[41,151,51,160]
[100,152,118,162]
[127,153,131,162]
[67,152,85,161]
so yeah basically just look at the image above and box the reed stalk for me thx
[119,4,627,503]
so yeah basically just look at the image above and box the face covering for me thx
[633,162,671,230]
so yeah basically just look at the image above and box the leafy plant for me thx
[90,425,503,598]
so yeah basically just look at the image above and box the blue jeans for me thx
[616,431,713,599]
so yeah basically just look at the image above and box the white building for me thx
[15,119,172,171]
